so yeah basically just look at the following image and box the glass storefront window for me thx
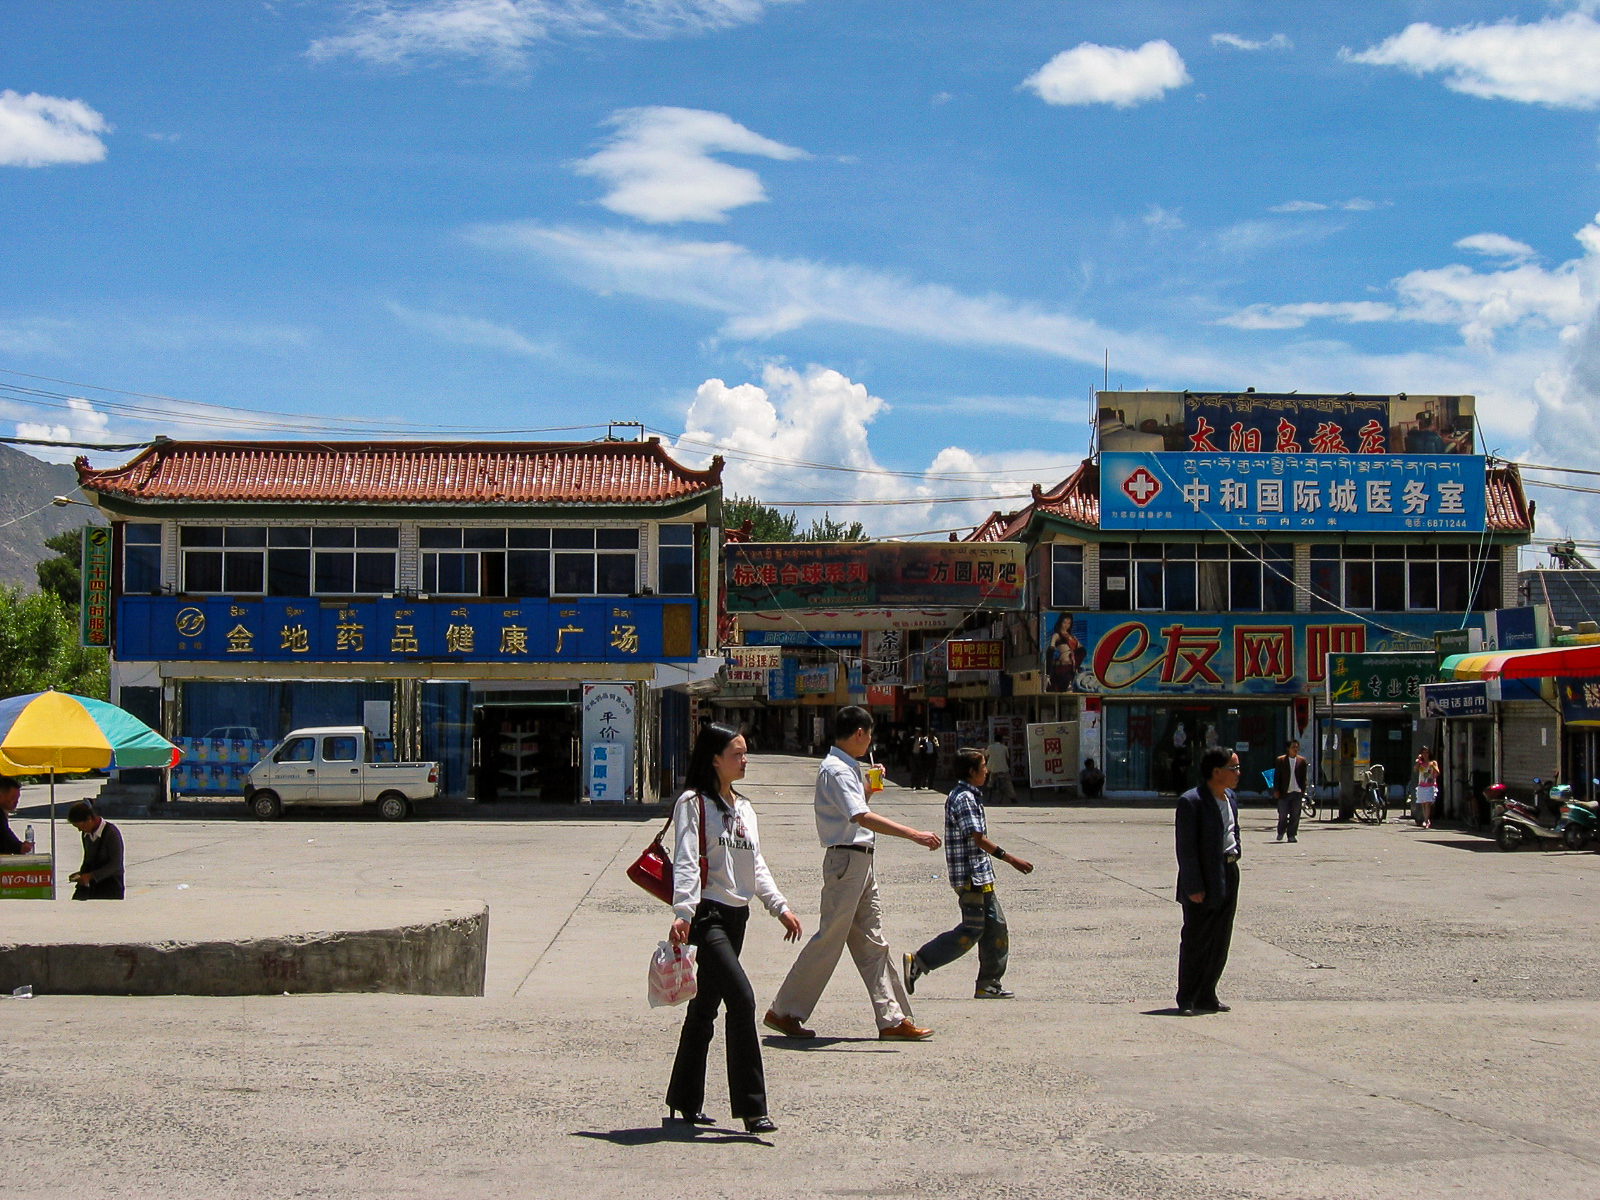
[1103,702,1285,795]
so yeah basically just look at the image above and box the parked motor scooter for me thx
[1554,779,1600,851]
[1489,778,1567,851]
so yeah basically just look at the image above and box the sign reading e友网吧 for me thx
[1100,453,1488,532]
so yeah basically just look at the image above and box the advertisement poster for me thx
[1044,612,1481,695]
[1324,652,1440,705]
[80,526,112,648]
[581,683,636,802]
[865,629,905,686]
[1100,452,1487,533]
[1026,722,1077,790]
[949,639,1004,672]
[725,542,1024,611]
[796,664,839,695]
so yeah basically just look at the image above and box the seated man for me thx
[1079,758,1105,800]
[0,775,35,854]
[67,801,125,900]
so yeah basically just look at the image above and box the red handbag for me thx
[628,794,707,906]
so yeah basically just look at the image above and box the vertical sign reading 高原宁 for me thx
[582,683,637,802]
[80,526,112,648]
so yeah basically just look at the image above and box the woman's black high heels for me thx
[666,1109,715,1126]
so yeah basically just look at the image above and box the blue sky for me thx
[4,1,1600,545]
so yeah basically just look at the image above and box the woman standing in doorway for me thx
[666,723,803,1134]
[1415,746,1440,829]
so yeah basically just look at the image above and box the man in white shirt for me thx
[983,737,1015,803]
[765,706,943,1041]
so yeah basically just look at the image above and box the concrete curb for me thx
[0,905,489,997]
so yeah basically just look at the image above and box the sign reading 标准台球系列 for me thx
[1100,453,1488,533]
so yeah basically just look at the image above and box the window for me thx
[1050,545,1084,608]
[1098,541,1294,612]
[420,526,638,597]
[123,524,162,593]
[1309,544,1499,612]
[275,737,314,763]
[182,525,396,596]
[658,525,695,595]
[322,736,359,762]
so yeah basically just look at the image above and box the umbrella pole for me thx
[49,768,57,900]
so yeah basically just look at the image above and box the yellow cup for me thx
[865,764,885,794]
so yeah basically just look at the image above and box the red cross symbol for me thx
[1122,467,1162,507]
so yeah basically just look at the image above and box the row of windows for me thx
[130,524,696,599]
[1048,541,1503,613]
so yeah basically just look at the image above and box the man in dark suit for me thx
[67,801,125,900]
[1174,747,1242,1016]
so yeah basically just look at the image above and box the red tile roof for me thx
[968,458,1531,539]
[76,439,722,506]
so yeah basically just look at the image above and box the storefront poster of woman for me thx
[1046,613,1088,693]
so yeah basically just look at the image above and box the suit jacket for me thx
[1174,785,1238,907]
[78,821,125,886]
[0,813,23,854]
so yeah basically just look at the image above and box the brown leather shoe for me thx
[878,1018,934,1041]
[763,1010,815,1039]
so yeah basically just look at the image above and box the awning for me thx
[1440,644,1600,681]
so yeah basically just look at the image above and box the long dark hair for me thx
[684,722,742,810]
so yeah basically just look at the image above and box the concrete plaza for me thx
[4,755,1600,1199]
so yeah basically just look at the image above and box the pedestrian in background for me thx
[1415,747,1439,830]
[1173,748,1241,1016]
[67,801,124,900]
[1274,740,1309,843]
[765,706,940,1042]
[983,735,1015,804]
[665,723,801,1135]
[905,748,1033,1000]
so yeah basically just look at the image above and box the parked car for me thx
[204,725,260,741]
[244,726,439,821]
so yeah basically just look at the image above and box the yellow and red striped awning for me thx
[1440,644,1600,682]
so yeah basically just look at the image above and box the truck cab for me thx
[245,726,440,821]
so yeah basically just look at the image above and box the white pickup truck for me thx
[244,727,440,821]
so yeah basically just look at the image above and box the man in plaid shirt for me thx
[904,747,1034,999]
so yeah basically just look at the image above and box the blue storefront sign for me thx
[1043,610,1483,696]
[1484,605,1546,651]
[744,629,862,647]
[116,595,697,663]
[1100,453,1488,533]
[1559,678,1600,725]
[1419,681,1491,719]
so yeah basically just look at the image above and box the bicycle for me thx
[1355,766,1388,824]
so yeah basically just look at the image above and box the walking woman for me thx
[1415,746,1440,830]
[666,723,802,1134]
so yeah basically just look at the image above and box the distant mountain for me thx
[0,443,105,589]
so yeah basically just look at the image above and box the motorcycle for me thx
[1489,778,1567,851]
[1554,779,1600,851]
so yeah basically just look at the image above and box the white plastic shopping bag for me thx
[648,940,698,1008]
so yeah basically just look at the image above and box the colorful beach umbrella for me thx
[0,690,179,774]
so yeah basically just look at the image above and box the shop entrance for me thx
[1104,701,1285,795]
[473,700,578,802]
[1567,726,1600,803]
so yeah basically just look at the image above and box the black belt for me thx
[830,843,874,855]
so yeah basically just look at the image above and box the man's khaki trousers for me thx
[770,845,912,1031]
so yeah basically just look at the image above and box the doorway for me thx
[473,701,578,802]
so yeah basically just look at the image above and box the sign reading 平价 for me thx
[1100,452,1488,533]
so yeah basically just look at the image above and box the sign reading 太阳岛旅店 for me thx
[1100,453,1488,533]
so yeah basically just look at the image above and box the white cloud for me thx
[0,90,110,167]
[15,397,112,462]
[671,365,1080,535]
[1268,198,1383,214]
[1455,232,1536,262]
[1270,200,1327,213]
[388,303,556,355]
[1217,301,1398,330]
[1212,217,1342,256]
[1211,32,1291,52]
[1022,40,1190,108]
[573,107,806,224]
[308,0,794,69]
[1347,13,1600,109]
[1142,204,1184,231]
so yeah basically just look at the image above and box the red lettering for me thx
[1091,621,1161,689]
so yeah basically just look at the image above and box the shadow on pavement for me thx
[570,1127,769,1147]
[761,1035,897,1052]
[1422,837,1506,852]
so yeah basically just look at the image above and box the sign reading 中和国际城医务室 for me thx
[1100,453,1488,533]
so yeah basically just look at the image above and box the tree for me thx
[800,512,867,542]
[37,526,85,608]
[724,495,799,542]
[0,585,109,699]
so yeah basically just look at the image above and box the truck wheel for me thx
[252,791,283,820]
[377,791,410,821]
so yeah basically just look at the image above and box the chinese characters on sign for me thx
[120,596,696,662]
[1025,722,1077,790]
[1050,613,1475,695]
[725,542,1025,611]
[947,639,1004,672]
[1419,681,1491,719]
[79,526,112,649]
[1100,452,1487,532]
[1325,652,1440,705]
